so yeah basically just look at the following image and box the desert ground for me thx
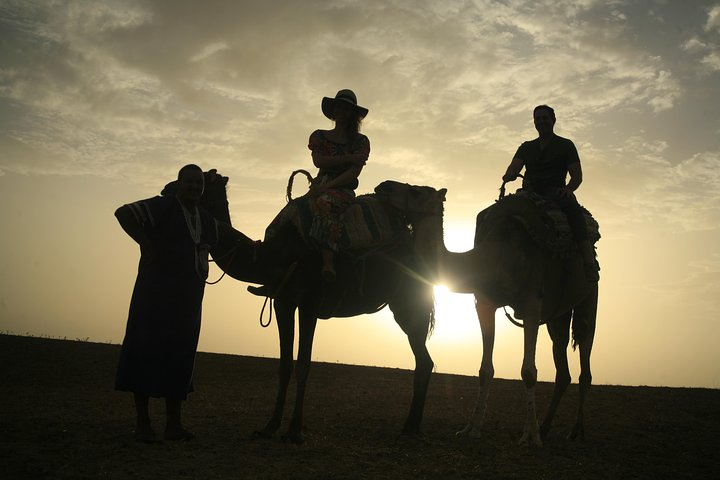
[1,333,718,479]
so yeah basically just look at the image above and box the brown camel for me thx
[176,171,448,443]
[435,186,599,446]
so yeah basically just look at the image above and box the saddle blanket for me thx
[265,194,409,253]
[475,191,600,257]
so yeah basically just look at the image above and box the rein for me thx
[205,269,227,285]
[259,297,274,328]
[256,261,299,328]
[503,306,525,328]
[205,240,245,285]
[497,175,527,328]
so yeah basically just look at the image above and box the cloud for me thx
[604,144,720,232]
[0,0,710,209]
[679,5,720,74]
[706,4,720,32]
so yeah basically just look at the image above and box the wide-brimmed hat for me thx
[321,89,368,120]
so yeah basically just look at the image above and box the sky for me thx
[1,0,719,389]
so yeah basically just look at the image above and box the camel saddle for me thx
[475,191,600,257]
[264,192,410,253]
[262,190,415,318]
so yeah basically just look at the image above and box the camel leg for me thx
[389,294,434,435]
[403,326,434,434]
[254,299,296,438]
[570,286,597,440]
[457,297,496,438]
[519,308,542,447]
[284,306,318,443]
[540,311,572,439]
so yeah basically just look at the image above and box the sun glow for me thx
[431,284,478,341]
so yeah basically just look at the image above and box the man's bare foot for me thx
[134,425,157,443]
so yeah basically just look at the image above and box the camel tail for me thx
[571,312,590,351]
[428,301,436,339]
[424,289,436,339]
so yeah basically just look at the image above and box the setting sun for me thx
[432,285,477,339]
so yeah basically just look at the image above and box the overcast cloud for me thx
[1,0,719,386]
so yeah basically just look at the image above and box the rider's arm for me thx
[323,164,363,190]
[312,151,367,169]
[502,155,525,182]
[566,162,583,192]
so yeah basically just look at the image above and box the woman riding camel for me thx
[307,89,370,281]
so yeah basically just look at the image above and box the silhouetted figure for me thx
[114,164,218,442]
[308,89,370,281]
[502,105,599,281]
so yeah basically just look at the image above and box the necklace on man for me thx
[179,200,210,280]
[180,202,202,245]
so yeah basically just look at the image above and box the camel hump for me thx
[475,191,600,256]
[340,195,409,251]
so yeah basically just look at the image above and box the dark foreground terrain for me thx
[1,334,718,479]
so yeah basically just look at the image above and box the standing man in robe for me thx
[115,164,219,442]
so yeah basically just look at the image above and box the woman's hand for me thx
[555,186,576,199]
[308,179,329,198]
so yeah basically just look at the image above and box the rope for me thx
[205,270,226,285]
[497,174,529,329]
[503,306,525,328]
[254,262,299,328]
[259,297,273,328]
[204,242,240,285]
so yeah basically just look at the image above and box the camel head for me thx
[162,169,231,224]
[374,180,447,222]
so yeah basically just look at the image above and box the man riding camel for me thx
[502,104,599,281]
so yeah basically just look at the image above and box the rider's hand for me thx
[502,173,518,182]
[555,186,575,199]
[309,181,328,198]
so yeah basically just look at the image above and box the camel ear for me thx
[439,188,447,201]
[161,180,178,196]
[203,169,229,187]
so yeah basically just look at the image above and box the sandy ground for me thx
[1,334,718,479]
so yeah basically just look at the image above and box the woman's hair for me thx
[341,111,364,140]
